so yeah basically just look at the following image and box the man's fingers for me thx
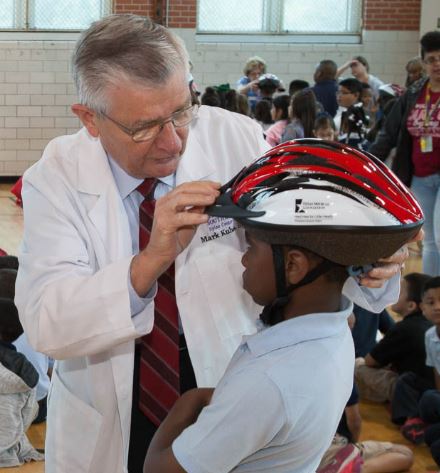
[172,180,221,196]
[408,228,424,243]
[156,181,221,214]
[173,211,209,228]
[366,262,400,280]
[377,245,409,265]
[359,262,401,288]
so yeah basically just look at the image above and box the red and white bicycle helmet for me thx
[208,139,423,266]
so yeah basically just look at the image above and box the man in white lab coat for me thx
[15,14,407,473]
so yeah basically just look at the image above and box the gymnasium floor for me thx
[0,182,436,473]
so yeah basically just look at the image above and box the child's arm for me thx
[344,403,362,443]
[364,353,380,367]
[144,388,214,473]
[336,60,352,78]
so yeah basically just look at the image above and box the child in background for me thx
[403,277,440,453]
[201,87,221,107]
[417,277,440,465]
[143,141,423,473]
[254,99,273,132]
[0,294,44,466]
[281,88,317,142]
[0,257,51,425]
[318,313,414,473]
[355,273,433,414]
[265,94,290,146]
[336,78,370,150]
[405,57,425,87]
[257,73,283,101]
[313,113,337,141]
[288,79,310,96]
[360,83,377,129]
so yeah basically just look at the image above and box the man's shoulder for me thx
[196,104,260,130]
[27,128,91,167]
[24,128,104,184]
[190,106,268,159]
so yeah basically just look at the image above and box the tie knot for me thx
[137,178,157,199]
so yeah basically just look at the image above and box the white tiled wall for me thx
[0,29,419,176]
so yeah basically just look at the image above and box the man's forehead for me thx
[107,72,189,118]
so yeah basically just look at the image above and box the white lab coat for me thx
[15,106,267,472]
[15,106,398,472]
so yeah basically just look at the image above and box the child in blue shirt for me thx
[143,140,423,473]
[412,277,440,462]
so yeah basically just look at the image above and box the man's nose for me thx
[155,121,183,155]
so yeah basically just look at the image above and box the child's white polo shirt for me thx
[172,297,354,473]
[425,326,440,375]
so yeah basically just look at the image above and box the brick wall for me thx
[115,0,154,17]
[115,0,196,28]
[167,0,197,28]
[364,0,422,30]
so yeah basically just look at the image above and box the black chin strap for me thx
[259,247,343,327]
[259,245,289,326]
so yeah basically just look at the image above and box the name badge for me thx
[420,135,433,153]
[199,216,237,244]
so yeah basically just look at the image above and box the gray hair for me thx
[72,14,189,114]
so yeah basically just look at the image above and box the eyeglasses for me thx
[424,56,440,65]
[100,103,199,143]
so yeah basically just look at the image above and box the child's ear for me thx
[285,249,310,285]
[407,300,418,314]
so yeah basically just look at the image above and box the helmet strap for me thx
[259,247,343,327]
[259,245,289,326]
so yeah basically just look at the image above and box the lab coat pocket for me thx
[45,369,103,473]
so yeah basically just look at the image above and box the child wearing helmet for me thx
[144,140,423,473]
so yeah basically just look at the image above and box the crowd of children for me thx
[196,52,424,157]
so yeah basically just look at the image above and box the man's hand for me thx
[359,229,424,288]
[131,181,220,297]
[147,181,220,262]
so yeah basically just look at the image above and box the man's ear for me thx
[71,104,100,138]
[285,249,310,286]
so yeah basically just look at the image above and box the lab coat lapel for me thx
[176,120,217,185]
[75,130,132,265]
[175,121,218,283]
[75,129,135,460]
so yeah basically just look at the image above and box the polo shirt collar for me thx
[107,154,175,199]
[428,326,440,343]
[245,296,353,357]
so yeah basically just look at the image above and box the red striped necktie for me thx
[137,178,180,426]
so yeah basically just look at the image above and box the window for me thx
[0,0,111,31]
[197,0,362,35]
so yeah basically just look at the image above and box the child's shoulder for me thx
[426,325,440,341]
